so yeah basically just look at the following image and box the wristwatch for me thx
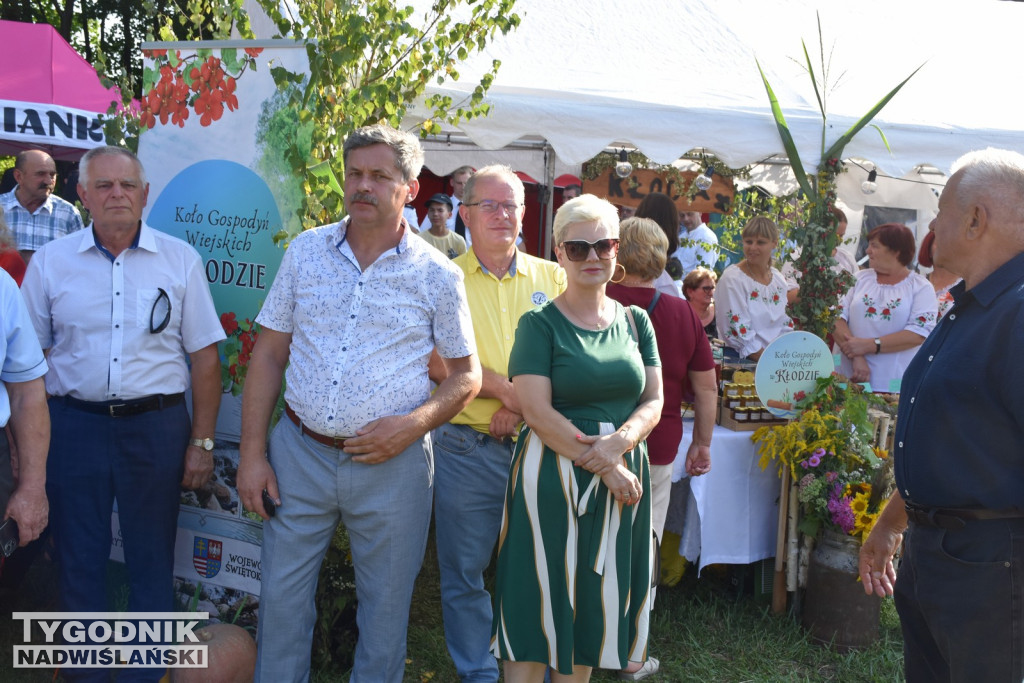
[874,338,882,354]
[190,437,215,452]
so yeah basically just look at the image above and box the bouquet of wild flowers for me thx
[752,374,894,542]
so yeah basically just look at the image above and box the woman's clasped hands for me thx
[575,432,642,505]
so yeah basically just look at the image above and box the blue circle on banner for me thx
[148,160,283,318]
[754,331,834,419]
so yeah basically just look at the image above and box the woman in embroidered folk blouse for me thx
[715,216,796,360]
[832,222,937,393]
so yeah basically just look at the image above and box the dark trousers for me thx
[46,397,189,682]
[896,519,1024,682]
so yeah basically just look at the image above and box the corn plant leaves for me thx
[757,60,815,200]
[823,65,923,163]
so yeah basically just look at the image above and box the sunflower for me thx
[850,491,871,516]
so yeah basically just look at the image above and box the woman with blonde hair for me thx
[492,195,663,682]
[714,216,796,360]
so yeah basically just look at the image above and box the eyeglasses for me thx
[701,285,715,293]
[150,288,171,334]
[560,238,620,261]
[463,200,521,215]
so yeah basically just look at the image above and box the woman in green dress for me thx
[491,194,664,682]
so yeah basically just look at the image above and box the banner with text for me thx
[127,40,311,609]
[138,39,308,441]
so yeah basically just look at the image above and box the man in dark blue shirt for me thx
[859,148,1024,682]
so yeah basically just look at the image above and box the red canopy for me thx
[0,20,126,160]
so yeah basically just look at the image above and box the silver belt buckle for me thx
[108,403,127,417]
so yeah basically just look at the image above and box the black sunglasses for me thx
[150,288,171,334]
[560,238,620,262]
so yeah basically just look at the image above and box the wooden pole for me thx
[772,464,790,614]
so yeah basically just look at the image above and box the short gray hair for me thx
[553,194,620,245]
[463,164,524,205]
[342,124,424,181]
[79,146,147,187]
[951,148,1024,226]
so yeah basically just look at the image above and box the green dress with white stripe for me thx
[491,300,659,673]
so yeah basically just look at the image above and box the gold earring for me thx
[610,263,626,283]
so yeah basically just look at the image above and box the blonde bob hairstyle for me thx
[553,194,621,246]
[617,217,668,281]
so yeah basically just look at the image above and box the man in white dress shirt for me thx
[674,210,719,275]
[21,146,224,680]
[239,124,481,683]
[0,271,49,552]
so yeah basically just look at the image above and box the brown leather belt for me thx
[905,504,1024,531]
[284,403,349,450]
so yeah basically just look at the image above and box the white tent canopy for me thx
[405,0,1024,177]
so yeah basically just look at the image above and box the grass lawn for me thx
[2,534,903,682]
[401,541,903,683]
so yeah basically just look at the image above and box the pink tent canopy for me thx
[0,20,125,160]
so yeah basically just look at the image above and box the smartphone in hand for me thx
[261,490,277,518]
[0,518,20,557]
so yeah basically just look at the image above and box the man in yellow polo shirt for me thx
[430,165,565,682]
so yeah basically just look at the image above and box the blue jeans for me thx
[46,396,189,683]
[896,518,1024,682]
[433,423,513,682]
[255,418,433,683]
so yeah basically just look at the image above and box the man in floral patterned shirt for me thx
[239,124,481,683]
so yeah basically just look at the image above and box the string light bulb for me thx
[614,149,633,179]
[694,165,715,192]
[861,169,878,195]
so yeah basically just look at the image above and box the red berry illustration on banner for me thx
[139,48,263,130]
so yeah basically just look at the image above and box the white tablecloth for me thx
[671,420,780,574]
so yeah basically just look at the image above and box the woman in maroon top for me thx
[606,217,717,555]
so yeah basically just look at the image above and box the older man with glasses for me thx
[21,145,224,680]
[429,165,565,683]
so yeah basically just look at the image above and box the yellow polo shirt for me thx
[452,247,566,433]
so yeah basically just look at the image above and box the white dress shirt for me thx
[256,220,476,437]
[0,270,47,425]
[674,223,719,275]
[21,224,225,401]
